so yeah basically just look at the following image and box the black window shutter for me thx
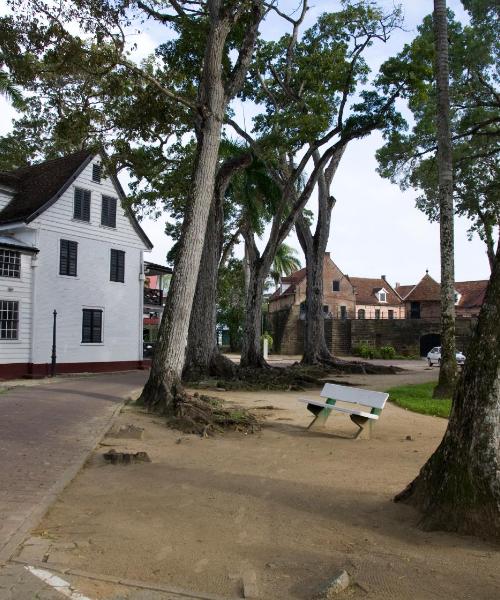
[92,163,102,183]
[110,249,117,280]
[82,309,103,343]
[60,240,68,275]
[92,310,102,342]
[74,189,82,219]
[60,240,77,276]
[82,309,92,342]
[101,196,117,228]
[74,188,91,221]
[110,249,125,282]
[83,190,91,221]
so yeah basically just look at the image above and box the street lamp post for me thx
[50,309,57,377]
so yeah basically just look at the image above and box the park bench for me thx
[298,383,388,439]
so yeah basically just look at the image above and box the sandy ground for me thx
[21,369,500,600]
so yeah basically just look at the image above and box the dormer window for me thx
[92,163,102,183]
[454,291,461,305]
[377,289,387,303]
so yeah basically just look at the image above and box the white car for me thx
[427,346,465,367]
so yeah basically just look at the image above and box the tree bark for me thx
[140,1,263,411]
[183,154,251,380]
[240,231,268,368]
[395,243,500,542]
[296,146,346,365]
[433,0,457,398]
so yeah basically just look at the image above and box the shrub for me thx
[352,342,377,359]
[379,345,396,359]
[261,331,273,352]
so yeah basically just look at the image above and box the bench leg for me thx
[350,415,369,439]
[306,400,335,430]
[307,408,330,429]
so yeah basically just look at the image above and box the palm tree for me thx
[0,66,25,111]
[433,0,457,398]
[270,243,302,287]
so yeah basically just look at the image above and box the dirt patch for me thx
[28,370,500,600]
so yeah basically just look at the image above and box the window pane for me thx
[0,300,19,339]
[0,250,21,278]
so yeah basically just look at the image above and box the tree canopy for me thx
[376,4,499,268]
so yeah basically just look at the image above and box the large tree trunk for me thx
[296,146,345,365]
[240,233,268,368]
[182,192,224,380]
[433,0,457,398]
[296,214,331,364]
[395,243,500,542]
[140,1,263,411]
[139,4,232,412]
[183,154,251,380]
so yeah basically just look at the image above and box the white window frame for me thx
[0,299,19,340]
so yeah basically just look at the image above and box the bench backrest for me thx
[320,383,388,410]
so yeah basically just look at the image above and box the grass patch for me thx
[388,382,451,418]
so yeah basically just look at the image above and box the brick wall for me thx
[267,309,477,357]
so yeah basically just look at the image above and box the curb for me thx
[12,559,240,600]
[0,387,142,566]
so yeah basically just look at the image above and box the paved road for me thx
[0,371,147,564]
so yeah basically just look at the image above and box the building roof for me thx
[455,280,488,308]
[0,235,39,253]
[0,150,94,224]
[145,261,173,275]
[0,150,153,249]
[397,275,488,310]
[402,273,441,302]
[348,277,402,306]
[395,284,415,299]
[269,268,306,301]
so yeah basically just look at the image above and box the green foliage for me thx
[217,258,246,352]
[379,345,396,359]
[352,343,396,359]
[270,243,301,285]
[352,342,377,359]
[376,7,499,258]
[246,2,403,157]
[260,331,273,352]
[388,383,451,418]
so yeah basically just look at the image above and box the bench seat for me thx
[298,383,389,438]
[297,398,378,420]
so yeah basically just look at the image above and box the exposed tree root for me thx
[168,393,261,436]
[182,350,239,382]
[309,356,403,375]
[184,353,404,392]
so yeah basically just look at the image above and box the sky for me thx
[0,0,493,285]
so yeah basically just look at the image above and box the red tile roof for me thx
[455,280,488,308]
[269,268,306,301]
[403,273,441,302]
[395,284,415,300]
[349,277,402,306]
[397,276,488,309]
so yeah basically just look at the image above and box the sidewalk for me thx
[0,371,147,564]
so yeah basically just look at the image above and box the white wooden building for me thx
[0,150,153,378]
